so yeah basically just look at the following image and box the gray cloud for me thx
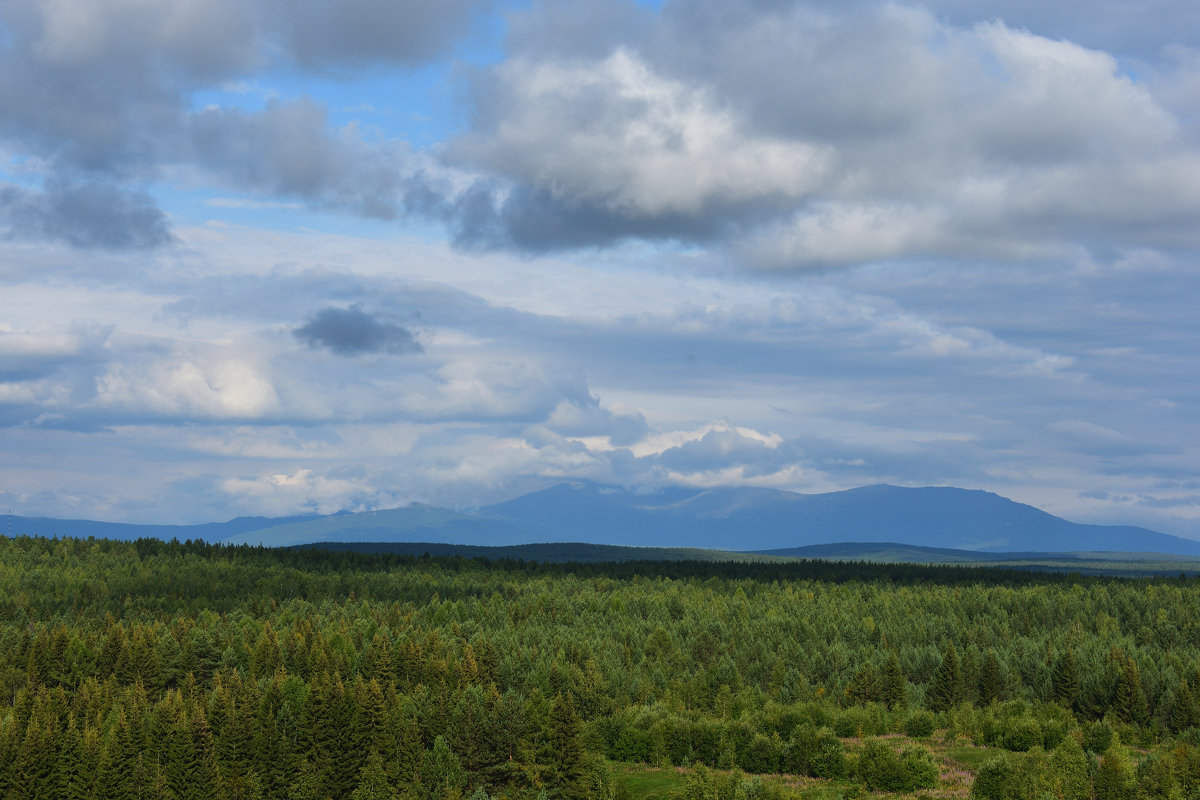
[0,0,487,234]
[188,100,414,217]
[429,1,1200,265]
[272,0,488,69]
[293,305,422,356]
[1,180,175,249]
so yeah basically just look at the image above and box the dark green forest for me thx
[3,535,1200,799]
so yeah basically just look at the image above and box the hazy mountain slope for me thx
[479,482,1200,554]
[11,482,1199,556]
[222,504,538,548]
[6,513,319,542]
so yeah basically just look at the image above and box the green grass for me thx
[615,764,688,799]
[611,734,1018,800]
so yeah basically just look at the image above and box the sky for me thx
[1,0,1198,536]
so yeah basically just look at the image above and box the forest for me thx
[2,535,1200,799]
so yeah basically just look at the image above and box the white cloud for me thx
[456,49,829,218]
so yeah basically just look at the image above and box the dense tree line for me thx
[2,535,1200,798]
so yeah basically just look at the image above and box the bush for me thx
[856,739,938,792]
[739,733,780,774]
[809,728,846,779]
[783,726,845,779]
[834,708,871,738]
[904,711,936,739]
[971,756,1014,800]
[1000,718,1042,752]
[899,746,939,790]
[1084,720,1115,754]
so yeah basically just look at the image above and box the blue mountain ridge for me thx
[10,482,1200,555]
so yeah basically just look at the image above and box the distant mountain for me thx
[11,482,1200,556]
[222,504,534,548]
[6,512,320,542]
[476,481,1200,555]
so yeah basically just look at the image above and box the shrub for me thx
[904,711,936,739]
[1084,720,1115,754]
[1000,718,1042,752]
[898,745,939,790]
[809,728,846,779]
[970,756,1014,800]
[739,733,780,774]
[856,739,937,792]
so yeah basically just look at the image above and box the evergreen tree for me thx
[351,750,398,800]
[1052,649,1080,709]
[1114,659,1149,726]
[977,651,1004,705]
[422,736,466,800]
[1136,753,1181,800]
[844,663,878,705]
[1048,733,1091,800]
[1095,741,1136,800]
[544,694,587,800]
[927,645,963,712]
[881,651,906,709]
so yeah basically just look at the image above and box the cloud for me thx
[271,0,488,69]
[293,304,422,356]
[445,49,829,250]
[0,0,487,234]
[1047,419,1181,457]
[0,179,174,249]
[188,100,419,217]
[430,3,1200,266]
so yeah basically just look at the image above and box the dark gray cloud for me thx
[293,305,422,356]
[0,180,174,250]
[273,0,488,69]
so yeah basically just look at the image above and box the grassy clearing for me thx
[612,733,1009,800]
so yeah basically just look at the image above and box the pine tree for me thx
[352,750,398,800]
[881,652,907,709]
[977,651,1004,705]
[1052,649,1080,709]
[1095,741,1135,800]
[1135,753,1181,800]
[1048,733,1091,800]
[250,624,282,682]
[544,694,587,800]
[422,735,466,800]
[927,645,963,712]
[844,663,878,705]
[1113,659,1148,726]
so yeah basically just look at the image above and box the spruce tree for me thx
[844,663,878,705]
[1049,733,1091,800]
[351,750,398,800]
[881,651,906,709]
[977,651,1004,705]
[1095,740,1135,800]
[927,645,963,712]
[1052,649,1080,709]
[544,694,587,800]
[422,736,466,800]
[1113,659,1148,726]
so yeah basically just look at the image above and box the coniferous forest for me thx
[3,535,1200,799]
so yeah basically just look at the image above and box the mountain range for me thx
[8,482,1200,556]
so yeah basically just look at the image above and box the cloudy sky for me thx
[2,0,1198,536]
